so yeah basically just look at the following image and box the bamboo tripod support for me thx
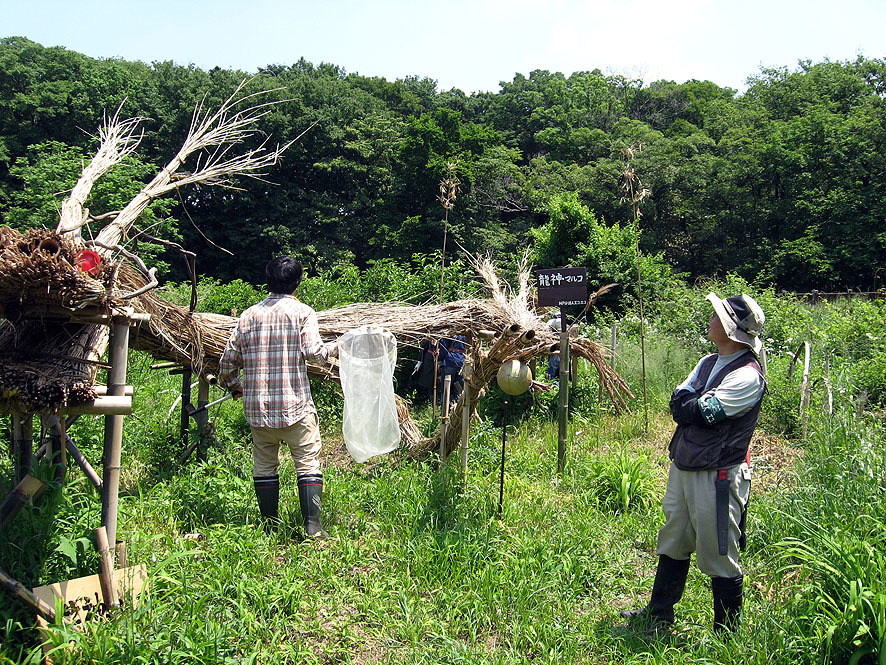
[1,307,146,618]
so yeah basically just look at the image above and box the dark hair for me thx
[265,256,303,294]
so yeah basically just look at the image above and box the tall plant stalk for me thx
[434,162,460,421]
[621,145,651,432]
[437,161,460,304]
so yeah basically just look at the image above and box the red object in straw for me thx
[75,249,102,276]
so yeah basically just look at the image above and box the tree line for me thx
[1,36,884,295]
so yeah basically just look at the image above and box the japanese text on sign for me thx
[537,267,588,307]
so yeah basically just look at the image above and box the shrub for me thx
[160,276,263,315]
[852,351,886,406]
[589,451,658,513]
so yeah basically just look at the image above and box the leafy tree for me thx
[4,140,177,272]
[530,193,677,310]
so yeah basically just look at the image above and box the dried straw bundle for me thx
[0,317,104,412]
[0,226,108,311]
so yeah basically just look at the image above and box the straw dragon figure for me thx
[0,82,632,461]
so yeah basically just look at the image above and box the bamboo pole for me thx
[44,414,66,484]
[439,374,452,463]
[12,414,33,483]
[101,320,130,553]
[0,473,47,528]
[180,367,193,445]
[498,401,508,517]
[64,396,132,416]
[0,567,57,623]
[66,435,102,490]
[95,526,118,609]
[460,358,472,477]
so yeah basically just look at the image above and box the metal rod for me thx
[195,377,210,462]
[185,393,233,418]
[498,400,508,517]
[180,367,192,444]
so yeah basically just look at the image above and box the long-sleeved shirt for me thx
[218,294,332,428]
[675,349,765,417]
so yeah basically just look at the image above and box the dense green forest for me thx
[1,36,884,293]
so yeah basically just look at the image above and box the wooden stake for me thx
[557,309,570,475]
[42,414,67,484]
[799,341,812,438]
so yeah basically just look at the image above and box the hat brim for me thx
[706,293,762,354]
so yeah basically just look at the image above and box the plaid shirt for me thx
[219,294,331,428]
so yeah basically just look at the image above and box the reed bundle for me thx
[0,226,108,311]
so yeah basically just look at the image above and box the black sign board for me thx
[537,267,588,307]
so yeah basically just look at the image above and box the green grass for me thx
[2,294,886,664]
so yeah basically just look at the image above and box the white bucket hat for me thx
[705,293,766,354]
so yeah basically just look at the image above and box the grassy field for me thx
[1,295,885,664]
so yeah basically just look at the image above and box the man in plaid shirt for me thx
[219,257,337,537]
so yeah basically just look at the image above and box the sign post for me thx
[537,268,587,475]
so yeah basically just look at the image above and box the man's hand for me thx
[669,387,702,425]
[231,389,243,400]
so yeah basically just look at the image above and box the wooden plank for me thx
[33,564,147,627]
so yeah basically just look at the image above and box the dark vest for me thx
[669,351,765,471]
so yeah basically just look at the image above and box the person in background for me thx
[219,257,337,538]
[413,339,439,404]
[545,314,562,382]
[620,293,766,634]
[437,335,466,405]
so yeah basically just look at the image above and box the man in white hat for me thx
[621,293,766,634]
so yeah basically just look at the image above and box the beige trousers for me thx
[250,411,322,477]
[656,462,751,578]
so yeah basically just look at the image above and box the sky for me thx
[1,0,883,94]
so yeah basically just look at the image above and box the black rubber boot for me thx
[297,474,327,538]
[253,475,280,532]
[620,555,691,631]
[712,575,743,633]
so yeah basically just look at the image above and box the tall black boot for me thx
[253,474,280,532]
[620,555,691,630]
[711,575,743,633]
[297,474,327,538]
